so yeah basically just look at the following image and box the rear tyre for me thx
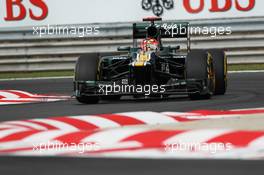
[186,50,215,100]
[75,53,100,104]
[207,49,227,95]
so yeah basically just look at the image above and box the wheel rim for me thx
[207,54,215,94]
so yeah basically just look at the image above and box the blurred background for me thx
[0,0,263,77]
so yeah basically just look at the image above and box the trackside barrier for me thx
[0,17,264,72]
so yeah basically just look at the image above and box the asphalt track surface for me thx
[1,72,264,121]
[0,72,264,175]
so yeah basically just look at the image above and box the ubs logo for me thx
[142,0,256,16]
[142,0,174,16]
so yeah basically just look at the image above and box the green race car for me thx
[74,17,227,104]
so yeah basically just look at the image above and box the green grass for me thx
[0,64,263,79]
[0,70,74,79]
[228,64,264,71]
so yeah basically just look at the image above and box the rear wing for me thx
[133,22,190,51]
[133,22,189,39]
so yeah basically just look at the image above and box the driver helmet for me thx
[140,38,159,52]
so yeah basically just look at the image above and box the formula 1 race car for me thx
[74,17,227,104]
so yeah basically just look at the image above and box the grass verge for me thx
[228,64,264,71]
[0,64,263,79]
[0,70,74,79]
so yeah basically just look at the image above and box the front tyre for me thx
[76,96,99,104]
[101,95,121,101]
[75,53,100,104]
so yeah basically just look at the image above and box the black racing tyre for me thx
[75,53,99,81]
[76,96,99,104]
[101,95,121,101]
[75,53,100,104]
[186,50,215,100]
[207,49,227,95]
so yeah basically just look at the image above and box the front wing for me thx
[74,79,209,97]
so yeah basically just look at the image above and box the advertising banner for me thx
[0,0,262,28]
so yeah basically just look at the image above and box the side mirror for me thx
[117,46,131,52]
